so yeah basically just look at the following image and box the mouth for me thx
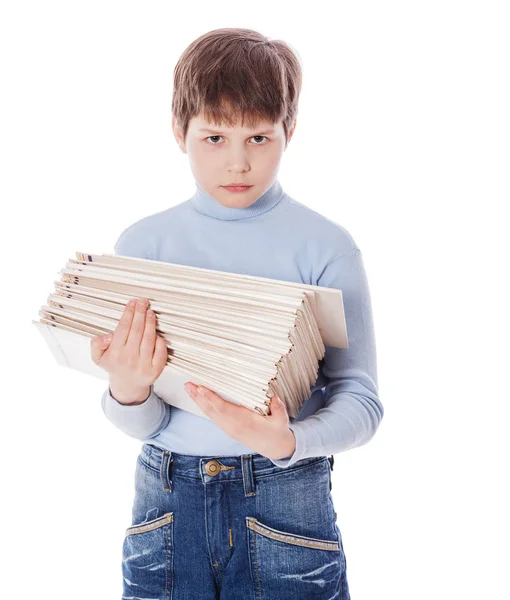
[222,184,253,192]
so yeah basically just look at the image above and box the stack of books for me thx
[32,252,348,419]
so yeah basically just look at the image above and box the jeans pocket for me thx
[122,512,174,599]
[246,516,346,599]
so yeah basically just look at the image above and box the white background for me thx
[2,1,509,598]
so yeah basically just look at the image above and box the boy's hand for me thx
[184,383,297,461]
[90,297,168,405]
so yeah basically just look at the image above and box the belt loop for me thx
[241,455,256,497]
[161,451,173,493]
[328,455,334,471]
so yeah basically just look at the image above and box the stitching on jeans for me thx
[140,455,161,474]
[252,528,263,600]
[140,454,327,480]
[164,523,168,600]
[171,520,175,600]
[246,517,340,551]
[125,512,173,536]
[255,457,327,480]
[164,519,170,600]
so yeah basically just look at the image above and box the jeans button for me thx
[205,460,221,476]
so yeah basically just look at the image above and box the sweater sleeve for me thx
[269,247,384,468]
[100,226,172,439]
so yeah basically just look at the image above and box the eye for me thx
[251,135,268,144]
[205,135,269,145]
[206,135,223,144]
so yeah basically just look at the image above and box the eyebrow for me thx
[198,128,276,134]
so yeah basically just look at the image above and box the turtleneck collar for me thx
[190,179,285,221]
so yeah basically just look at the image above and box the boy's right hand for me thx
[90,297,168,405]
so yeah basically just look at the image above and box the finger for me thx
[90,333,112,365]
[196,386,219,411]
[185,384,211,412]
[194,386,242,419]
[110,298,137,348]
[268,395,285,418]
[139,308,157,364]
[151,335,168,374]
[125,297,150,352]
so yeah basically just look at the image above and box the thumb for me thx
[271,395,286,415]
[90,334,112,365]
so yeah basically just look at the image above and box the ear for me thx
[289,118,297,139]
[285,118,297,149]
[172,115,187,154]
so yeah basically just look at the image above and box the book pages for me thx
[33,252,349,420]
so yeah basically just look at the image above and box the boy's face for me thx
[172,112,296,209]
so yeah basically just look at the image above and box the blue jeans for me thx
[122,443,350,599]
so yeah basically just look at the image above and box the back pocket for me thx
[246,516,345,599]
[122,512,174,599]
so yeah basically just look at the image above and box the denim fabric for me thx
[121,443,350,599]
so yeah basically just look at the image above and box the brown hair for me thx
[172,28,302,145]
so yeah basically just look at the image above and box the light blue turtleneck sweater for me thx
[101,179,384,467]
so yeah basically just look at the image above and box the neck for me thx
[190,179,285,221]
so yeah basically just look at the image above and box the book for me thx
[32,252,348,420]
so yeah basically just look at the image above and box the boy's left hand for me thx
[184,382,296,461]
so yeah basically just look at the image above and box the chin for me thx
[225,200,252,209]
[217,187,256,209]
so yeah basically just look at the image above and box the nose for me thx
[226,145,250,172]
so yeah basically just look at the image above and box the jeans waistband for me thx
[140,444,333,495]
[141,442,330,477]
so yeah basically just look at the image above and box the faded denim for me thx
[121,443,350,599]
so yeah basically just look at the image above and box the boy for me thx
[91,27,383,599]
